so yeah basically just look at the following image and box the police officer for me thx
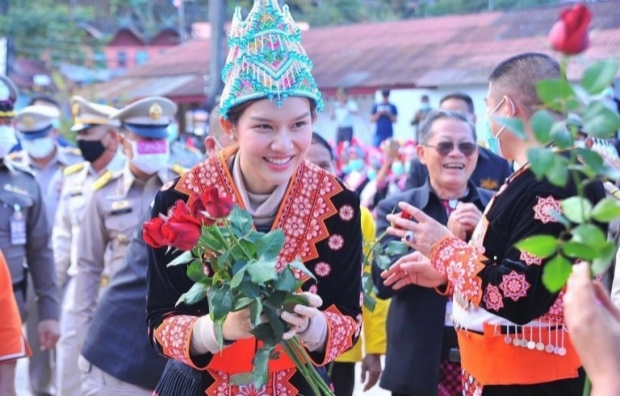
[52,96,126,396]
[74,97,184,367]
[0,76,60,396]
[168,126,203,168]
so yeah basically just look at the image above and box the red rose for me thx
[548,4,591,55]
[199,187,234,219]
[190,199,216,226]
[162,219,201,251]
[143,216,169,248]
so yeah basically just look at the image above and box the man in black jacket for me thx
[372,110,493,396]
[406,93,513,191]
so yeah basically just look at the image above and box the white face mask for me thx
[22,136,55,159]
[0,125,18,158]
[128,138,169,175]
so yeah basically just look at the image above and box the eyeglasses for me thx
[423,142,477,156]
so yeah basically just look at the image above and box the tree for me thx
[0,0,94,66]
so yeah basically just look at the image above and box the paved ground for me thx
[16,357,391,396]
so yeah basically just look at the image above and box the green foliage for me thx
[542,255,572,293]
[515,235,558,258]
[581,58,619,95]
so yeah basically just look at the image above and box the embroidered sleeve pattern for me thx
[153,315,201,369]
[430,236,486,306]
[309,305,358,366]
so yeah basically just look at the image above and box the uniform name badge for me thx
[10,204,26,245]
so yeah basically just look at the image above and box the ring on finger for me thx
[404,231,415,242]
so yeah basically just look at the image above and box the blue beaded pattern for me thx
[219,0,323,118]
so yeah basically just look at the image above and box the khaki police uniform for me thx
[74,97,182,365]
[52,96,126,396]
[0,76,60,396]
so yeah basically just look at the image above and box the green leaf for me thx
[546,155,569,187]
[376,255,392,270]
[251,346,274,389]
[535,78,579,112]
[216,248,232,269]
[228,207,254,235]
[230,267,246,289]
[176,280,209,306]
[264,305,285,340]
[273,268,298,292]
[576,148,606,174]
[514,235,558,258]
[530,110,556,144]
[284,293,310,308]
[561,197,592,224]
[493,116,526,140]
[561,241,598,261]
[542,255,572,293]
[591,197,620,222]
[239,281,261,299]
[246,258,279,284]
[550,127,573,150]
[592,242,617,276]
[581,58,619,95]
[288,259,316,281]
[209,284,234,321]
[385,241,409,256]
[266,290,287,308]
[257,230,285,260]
[363,293,377,312]
[233,296,254,311]
[187,260,207,283]
[166,250,194,267]
[249,298,263,327]
[571,223,608,248]
[528,147,556,180]
[242,230,265,244]
[199,230,224,253]
[582,101,620,139]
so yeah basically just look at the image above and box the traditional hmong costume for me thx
[145,1,362,394]
[429,164,606,395]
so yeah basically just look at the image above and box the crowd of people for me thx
[1,0,620,395]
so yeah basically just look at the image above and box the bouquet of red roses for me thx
[143,187,334,395]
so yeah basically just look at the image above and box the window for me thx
[117,51,127,68]
[136,50,148,65]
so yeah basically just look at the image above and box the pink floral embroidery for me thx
[499,271,530,302]
[483,285,504,312]
[462,369,484,396]
[328,234,344,251]
[519,250,543,266]
[320,306,357,364]
[538,288,565,324]
[153,315,198,365]
[308,284,318,294]
[206,368,297,395]
[339,205,355,221]
[314,262,331,277]
[533,195,562,224]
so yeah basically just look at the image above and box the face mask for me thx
[77,139,106,163]
[52,119,60,129]
[22,137,55,159]
[348,158,365,172]
[367,168,378,181]
[391,161,405,176]
[167,124,179,143]
[421,103,431,112]
[129,139,169,175]
[0,126,18,158]
[486,98,508,157]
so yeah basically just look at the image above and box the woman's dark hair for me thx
[311,132,335,160]
[227,97,318,126]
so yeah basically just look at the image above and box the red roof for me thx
[87,1,620,103]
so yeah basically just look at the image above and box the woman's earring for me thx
[229,134,237,141]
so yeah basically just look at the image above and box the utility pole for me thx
[205,0,225,111]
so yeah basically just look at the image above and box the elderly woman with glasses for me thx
[372,110,494,396]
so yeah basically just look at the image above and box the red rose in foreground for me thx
[164,200,202,250]
[548,4,591,55]
[199,187,234,219]
[143,216,169,248]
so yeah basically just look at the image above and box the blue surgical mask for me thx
[51,119,60,129]
[167,124,179,143]
[421,103,431,112]
[367,168,378,181]
[348,158,365,172]
[486,98,508,157]
[391,161,405,176]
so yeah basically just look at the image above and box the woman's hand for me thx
[222,308,255,341]
[564,262,620,396]
[281,292,324,341]
[386,202,453,257]
[447,202,483,241]
[381,251,447,289]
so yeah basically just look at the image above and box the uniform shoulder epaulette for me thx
[604,181,620,200]
[4,150,23,162]
[64,162,87,176]
[171,164,188,175]
[92,169,121,191]
[7,160,35,177]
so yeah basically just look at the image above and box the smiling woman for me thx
[145,0,363,395]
